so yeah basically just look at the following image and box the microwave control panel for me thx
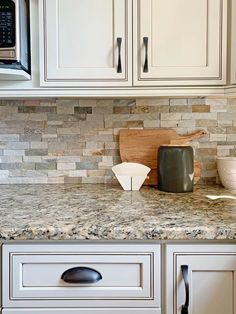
[0,0,15,48]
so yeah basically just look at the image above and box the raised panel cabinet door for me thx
[39,0,132,87]
[133,0,227,86]
[231,0,236,84]
[2,310,161,314]
[166,245,236,314]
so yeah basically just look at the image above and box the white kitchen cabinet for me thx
[133,0,227,86]
[39,0,132,87]
[2,243,161,311]
[39,0,227,89]
[231,0,236,84]
[166,244,236,314]
[2,309,158,314]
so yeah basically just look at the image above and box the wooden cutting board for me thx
[119,128,206,185]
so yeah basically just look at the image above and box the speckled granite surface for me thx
[0,184,236,240]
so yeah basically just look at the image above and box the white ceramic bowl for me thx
[217,157,236,190]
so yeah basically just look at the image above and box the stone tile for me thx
[9,170,47,177]
[78,99,97,107]
[57,156,81,162]
[74,107,92,114]
[170,105,192,113]
[104,142,118,149]
[192,105,210,113]
[144,120,160,128]
[136,98,169,106]
[177,120,196,128]
[0,142,30,150]
[161,113,181,120]
[64,177,82,183]
[82,149,104,156]
[48,142,67,155]
[86,142,105,149]
[0,177,48,184]
[23,156,42,163]
[25,149,48,156]
[76,162,98,170]
[28,113,47,121]
[98,161,113,170]
[218,113,234,120]
[57,128,81,135]
[0,156,22,163]
[4,150,25,156]
[56,99,78,114]
[36,162,57,170]
[68,170,87,177]
[18,106,56,113]
[227,134,236,141]
[187,98,206,105]
[82,177,105,183]
[87,170,106,177]
[113,106,131,114]
[0,134,19,141]
[218,120,233,127]
[48,177,65,184]
[226,127,236,134]
[205,98,227,106]
[170,98,187,106]
[196,120,217,127]
[182,113,217,120]
[208,127,226,134]
[30,142,48,149]
[0,106,18,113]
[160,121,178,128]
[210,134,227,141]
[0,170,9,177]
[57,162,76,170]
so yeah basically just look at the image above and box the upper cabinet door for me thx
[39,0,132,87]
[231,0,236,84]
[133,0,227,86]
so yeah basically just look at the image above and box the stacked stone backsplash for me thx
[0,97,235,184]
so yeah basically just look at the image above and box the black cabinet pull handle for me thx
[117,37,122,73]
[181,265,189,314]
[143,37,149,73]
[61,267,102,284]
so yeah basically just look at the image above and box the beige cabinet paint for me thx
[40,0,132,87]
[166,244,236,314]
[231,0,236,84]
[40,0,227,89]
[133,0,227,86]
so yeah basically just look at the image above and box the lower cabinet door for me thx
[2,309,161,314]
[166,244,236,314]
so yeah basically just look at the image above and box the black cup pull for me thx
[117,37,122,73]
[143,37,149,73]
[61,267,102,284]
[181,265,189,314]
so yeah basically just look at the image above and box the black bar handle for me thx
[61,267,102,284]
[143,37,149,73]
[181,265,189,314]
[117,37,122,73]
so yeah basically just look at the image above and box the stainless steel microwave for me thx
[0,0,30,73]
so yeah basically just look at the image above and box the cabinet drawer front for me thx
[2,309,161,314]
[3,244,160,308]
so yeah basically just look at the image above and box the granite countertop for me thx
[0,184,236,241]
